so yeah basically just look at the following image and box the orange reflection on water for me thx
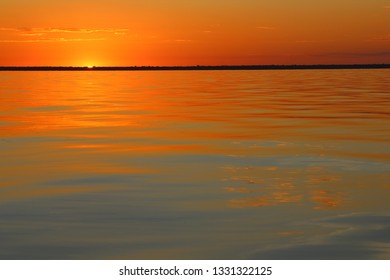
[277,232,305,236]
[223,162,352,210]
[229,196,273,208]
[0,70,390,260]
[1,71,389,144]
[224,187,253,193]
[0,185,126,202]
[0,70,389,210]
[311,190,344,209]
[229,191,303,208]
[305,176,338,184]
[228,188,344,209]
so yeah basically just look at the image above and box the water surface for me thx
[0,70,389,259]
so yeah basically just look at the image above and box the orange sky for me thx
[1,0,389,66]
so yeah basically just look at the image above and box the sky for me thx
[0,0,389,66]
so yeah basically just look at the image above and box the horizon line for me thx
[1,64,390,71]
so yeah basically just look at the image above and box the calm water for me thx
[0,70,389,259]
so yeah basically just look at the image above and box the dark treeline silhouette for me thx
[0,64,390,71]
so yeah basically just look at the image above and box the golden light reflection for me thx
[224,187,252,193]
[229,192,303,208]
[223,159,348,210]
[311,190,344,209]
[230,196,273,208]
[277,232,305,236]
[0,70,389,209]
[0,186,126,202]
[305,176,338,184]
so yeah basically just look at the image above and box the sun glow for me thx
[80,58,100,68]
[0,1,389,66]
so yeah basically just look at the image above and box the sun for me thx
[78,57,105,68]
[79,60,98,68]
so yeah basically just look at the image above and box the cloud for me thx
[174,39,193,43]
[0,27,128,35]
[256,26,275,30]
[0,38,106,43]
[162,38,194,44]
[311,51,390,58]
[0,27,127,43]
[33,28,128,34]
[295,40,320,43]
[20,33,45,37]
[384,6,390,8]
[0,27,20,32]
[295,39,334,44]
[370,34,390,41]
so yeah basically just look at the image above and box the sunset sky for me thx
[1,0,389,66]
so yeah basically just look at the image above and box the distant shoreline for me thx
[1,64,390,71]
